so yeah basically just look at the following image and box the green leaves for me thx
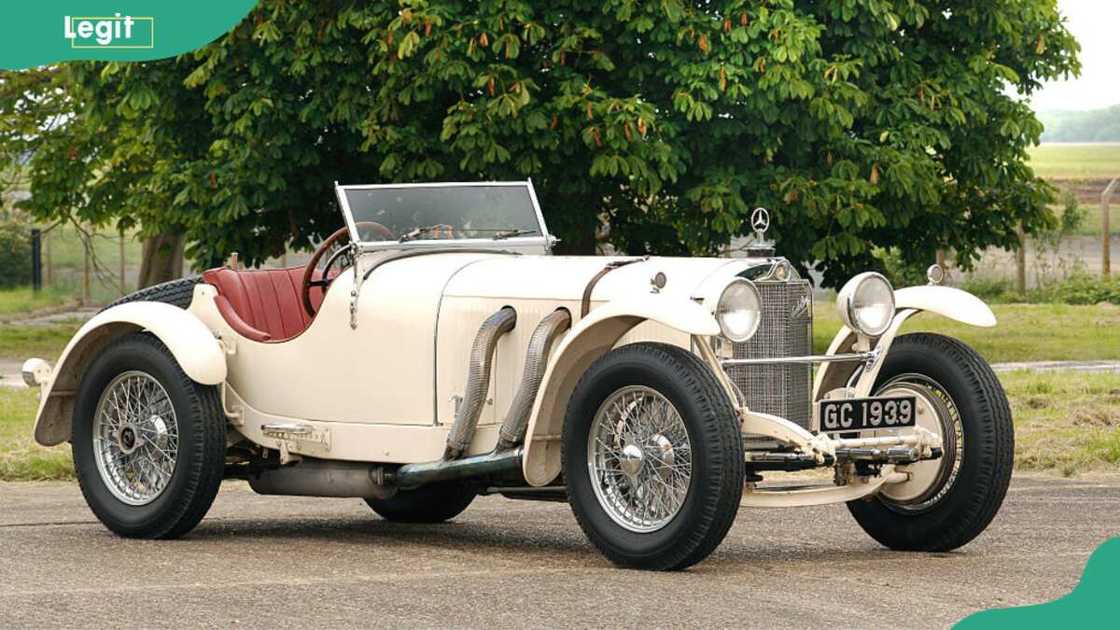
[2,0,1080,283]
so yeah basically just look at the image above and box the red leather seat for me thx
[202,267,324,343]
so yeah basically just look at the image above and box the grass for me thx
[0,322,82,359]
[3,370,1116,481]
[813,302,1120,363]
[0,286,77,319]
[1027,143,1120,180]
[1003,370,1120,475]
[0,388,73,481]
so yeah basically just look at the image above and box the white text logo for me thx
[64,14,154,48]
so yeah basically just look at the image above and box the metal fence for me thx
[958,176,1118,290]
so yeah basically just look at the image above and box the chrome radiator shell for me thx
[728,280,813,429]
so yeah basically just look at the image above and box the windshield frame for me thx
[333,180,552,253]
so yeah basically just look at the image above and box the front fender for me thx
[894,285,996,328]
[520,295,720,486]
[812,285,996,403]
[32,302,226,446]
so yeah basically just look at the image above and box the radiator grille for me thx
[729,280,813,429]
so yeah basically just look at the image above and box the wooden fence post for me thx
[119,228,127,296]
[1016,223,1027,293]
[1103,177,1117,278]
[82,234,92,306]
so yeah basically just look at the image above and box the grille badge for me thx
[790,294,811,321]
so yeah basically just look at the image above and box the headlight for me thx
[716,279,762,342]
[837,272,895,337]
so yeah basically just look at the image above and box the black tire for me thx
[72,332,226,539]
[847,333,1013,551]
[365,481,477,523]
[563,342,744,571]
[102,276,201,312]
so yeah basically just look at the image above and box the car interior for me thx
[201,266,324,343]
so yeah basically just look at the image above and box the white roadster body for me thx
[27,181,1014,570]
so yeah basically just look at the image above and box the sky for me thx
[1030,0,1120,112]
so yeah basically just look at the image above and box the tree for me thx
[4,0,1079,287]
[0,65,189,286]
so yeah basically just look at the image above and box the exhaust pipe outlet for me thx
[496,309,571,451]
[249,458,396,499]
[396,448,523,490]
[444,307,517,459]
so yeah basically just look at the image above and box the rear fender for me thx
[521,295,720,486]
[812,285,996,403]
[32,302,227,446]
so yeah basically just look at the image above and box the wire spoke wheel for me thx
[587,385,693,533]
[565,343,743,570]
[91,370,179,506]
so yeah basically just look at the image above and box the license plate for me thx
[818,396,917,433]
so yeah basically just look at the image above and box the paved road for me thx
[1,474,1116,628]
[0,358,27,388]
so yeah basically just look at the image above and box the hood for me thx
[442,254,774,305]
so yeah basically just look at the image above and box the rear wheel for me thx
[847,333,1013,551]
[563,343,744,571]
[365,481,476,523]
[72,332,225,538]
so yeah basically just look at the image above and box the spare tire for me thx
[101,276,201,312]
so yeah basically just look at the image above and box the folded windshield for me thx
[336,183,544,246]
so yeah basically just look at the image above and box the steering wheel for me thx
[301,221,394,317]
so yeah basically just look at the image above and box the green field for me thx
[813,302,1120,362]
[0,286,76,319]
[1027,143,1120,180]
[0,322,82,359]
[0,388,72,480]
[1008,370,1120,475]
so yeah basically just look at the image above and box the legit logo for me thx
[64,14,154,48]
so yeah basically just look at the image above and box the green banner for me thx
[957,537,1120,628]
[0,1,258,70]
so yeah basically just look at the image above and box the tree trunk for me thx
[137,232,186,289]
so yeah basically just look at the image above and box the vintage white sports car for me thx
[25,181,1012,570]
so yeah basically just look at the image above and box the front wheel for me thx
[847,333,1014,551]
[563,343,744,571]
[72,332,226,539]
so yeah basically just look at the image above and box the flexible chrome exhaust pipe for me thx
[444,307,517,459]
[496,309,571,451]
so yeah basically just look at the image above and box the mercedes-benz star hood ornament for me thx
[746,207,775,257]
